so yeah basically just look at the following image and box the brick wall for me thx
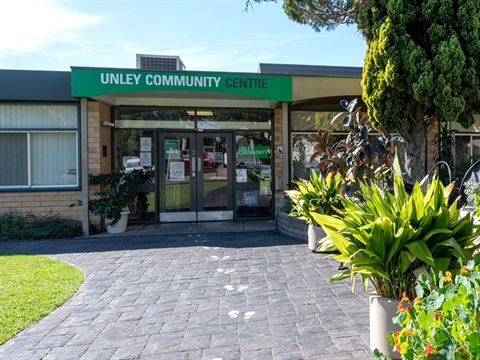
[273,107,284,214]
[86,101,112,228]
[0,191,82,220]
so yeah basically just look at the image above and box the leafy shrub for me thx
[286,171,343,226]
[313,158,480,300]
[0,212,83,240]
[374,261,480,359]
[308,99,398,197]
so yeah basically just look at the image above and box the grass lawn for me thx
[0,253,84,344]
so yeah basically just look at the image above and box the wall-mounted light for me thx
[186,110,214,116]
[101,120,115,127]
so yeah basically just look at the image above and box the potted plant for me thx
[311,158,480,358]
[374,261,480,359]
[285,170,343,251]
[72,171,143,233]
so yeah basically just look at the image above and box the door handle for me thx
[191,156,196,181]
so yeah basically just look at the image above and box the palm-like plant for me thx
[312,158,480,300]
[285,171,343,226]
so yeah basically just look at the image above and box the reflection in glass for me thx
[235,131,272,218]
[114,130,156,222]
[291,111,342,131]
[164,136,191,212]
[197,109,272,130]
[291,133,346,180]
[202,136,228,210]
[115,107,195,129]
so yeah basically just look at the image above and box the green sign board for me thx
[238,146,270,159]
[165,139,180,159]
[71,67,292,101]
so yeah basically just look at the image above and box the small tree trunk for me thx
[401,105,428,184]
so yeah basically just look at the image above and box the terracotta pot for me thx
[369,294,402,359]
[307,225,326,251]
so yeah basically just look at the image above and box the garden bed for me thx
[276,210,308,241]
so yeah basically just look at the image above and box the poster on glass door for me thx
[169,162,185,181]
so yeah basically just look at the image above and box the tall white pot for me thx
[307,224,326,251]
[369,295,402,359]
[105,210,130,234]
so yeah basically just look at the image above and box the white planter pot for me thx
[105,210,130,234]
[307,225,326,251]
[370,295,402,359]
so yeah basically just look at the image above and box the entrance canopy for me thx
[71,67,293,108]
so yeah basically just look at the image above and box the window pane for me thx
[31,132,77,186]
[291,133,346,180]
[115,107,195,129]
[291,111,343,131]
[0,133,28,186]
[455,136,472,178]
[235,131,272,218]
[198,109,272,130]
[0,104,77,129]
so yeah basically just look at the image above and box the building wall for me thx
[0,100,113,221]
[273,107,284,213]
[86,100,112,228]
[0,191,82,220]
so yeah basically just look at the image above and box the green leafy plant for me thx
[285,170,343,226]
[71,170,144,225]
[374,261,480,359]
[308,99,398,197]
[0,212,83,240]
[312,158,480,300]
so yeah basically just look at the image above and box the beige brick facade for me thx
[273,107,284,214]
[0,191,82,220]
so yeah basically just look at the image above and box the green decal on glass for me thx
[165,140,180,159]
[238,146,270,159]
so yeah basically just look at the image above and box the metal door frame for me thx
[158,131,233,222]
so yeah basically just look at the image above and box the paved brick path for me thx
[0,231,374,360]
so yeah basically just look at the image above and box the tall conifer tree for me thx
[250,0,480,180]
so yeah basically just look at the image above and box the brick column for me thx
[274,106,284,214]
[86,101,112,229]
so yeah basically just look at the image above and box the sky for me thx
[0,0,367,73]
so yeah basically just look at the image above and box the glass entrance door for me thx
[159,132,233,222]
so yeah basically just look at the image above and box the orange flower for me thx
[460,265,468,274]
[397,302,405,314]
[425,343,436,356]
[404,328,413,335]
[414,297,421,305]
[443,271,453,283]
[394,331,402,352]
[434,309,440,320]
[401,291,410,302]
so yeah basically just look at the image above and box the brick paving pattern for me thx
[0,230,374,360]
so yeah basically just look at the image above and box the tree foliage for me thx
[248,0,480,180]
[247,0,362,31]
[360,0,480,137]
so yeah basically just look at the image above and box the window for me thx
[235,131,272,218]
[0,104,79,189]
